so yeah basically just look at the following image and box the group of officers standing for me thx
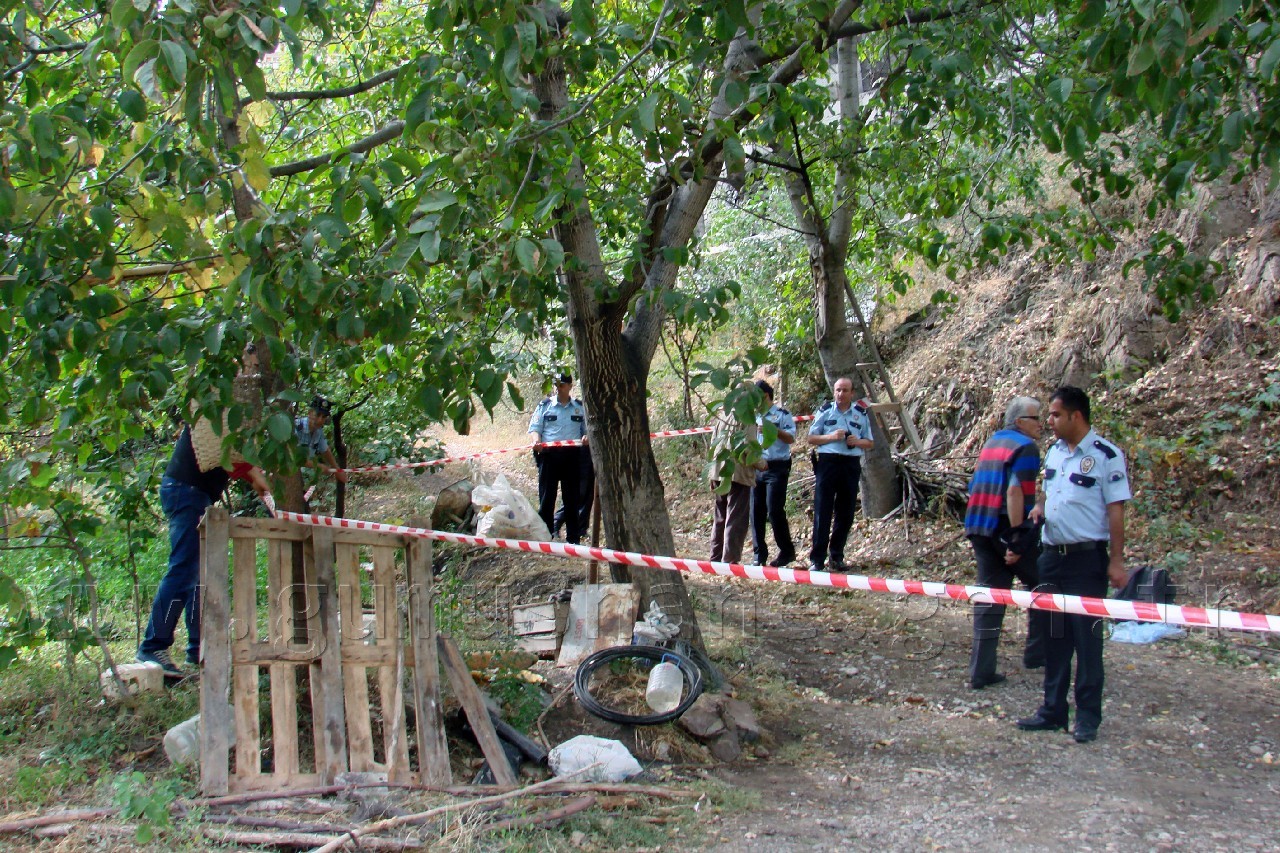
[530,372,1133,744]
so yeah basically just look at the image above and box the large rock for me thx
[722,697,762,743]
[677,694,726,740]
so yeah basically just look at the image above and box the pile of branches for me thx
[0,778,699,850]
[896,452,970,519]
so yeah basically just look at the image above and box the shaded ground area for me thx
[349,429,1279,851]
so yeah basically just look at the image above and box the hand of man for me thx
[1107,558,1128,590]
[832,428,847,443]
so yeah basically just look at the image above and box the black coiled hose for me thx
[572,645,705,726]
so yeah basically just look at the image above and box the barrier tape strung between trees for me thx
[335,415,817,475]
[272,510,1280,636]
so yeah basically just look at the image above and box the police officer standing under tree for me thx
[528,372,588,544]
[806,377,874,573]
[1017,385,1130,744]
[751,379,797,567]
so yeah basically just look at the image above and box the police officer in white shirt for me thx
[805,377,874,572]
[528,372,588,543]
[1016,386,1130,744]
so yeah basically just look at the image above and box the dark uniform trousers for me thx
[552,447,594,538]
[536,447,583,544]
[810,455,860,566]
[752,459,795,565]
[968,530,1046,682]
[1035,545,1109,728]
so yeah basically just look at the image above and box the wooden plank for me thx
[515,634,559,656]
[438,635,516,786]
[341,643,417,667]
[228,516,308,541]
[868,401,903,414]
[372,546,409,779]
[329,528,411,549]
[407,538,450,785]
[228,772,323,794]
[199,507,232,795]
[266,537,299,783]
[307,526,348,783]
[231,535,261,782]
[336,541,375,772]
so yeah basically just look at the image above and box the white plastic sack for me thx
[471,474,551,541]
[548,735,642,782]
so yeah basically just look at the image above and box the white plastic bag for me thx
[471,474,551,541]
[548,735,643,782]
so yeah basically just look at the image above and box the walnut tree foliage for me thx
[0,0,1277,657]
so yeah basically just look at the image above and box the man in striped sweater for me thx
[963,396,1047,689]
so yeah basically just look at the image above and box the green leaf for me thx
[267,412,293,443]
[1046,77,1073,104]
[637,93,659,133]
[159,41,187,86]
[122,38,158,85]
[110,0,139,27]
[117,90,147,121]
[135,58,163,102]
[514,237,539,273]
[1259,38,1280,82]
[1063,123,1088,160]
[1127,41,1157,76]
[417,190,456,213]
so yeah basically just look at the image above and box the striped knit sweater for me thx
[964,429,1040,537]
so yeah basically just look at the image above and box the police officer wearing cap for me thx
[805,376,874,572]
[1016,385,1130,744]
[528,372,588,544]
[294,395,348,484]
[751,379,797,567]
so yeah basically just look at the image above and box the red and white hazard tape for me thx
[336,415,818,475]
[272,510,1280,635]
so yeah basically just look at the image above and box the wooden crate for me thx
[199,509,512,794]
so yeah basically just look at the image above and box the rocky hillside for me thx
[877,174,1280,616]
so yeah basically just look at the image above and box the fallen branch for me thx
[204,826,415,850]
[307,768,598,853]
[0,808,114,833]
[473,794,595,836]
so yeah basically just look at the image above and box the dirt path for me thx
[696,583,1280,850]
[408,423,1280,851]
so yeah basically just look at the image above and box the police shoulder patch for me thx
[1093,439,1118,459]
[1109,470,1126,482]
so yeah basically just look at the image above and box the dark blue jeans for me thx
[140,477,213,664]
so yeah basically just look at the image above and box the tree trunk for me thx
[811,244,902,518]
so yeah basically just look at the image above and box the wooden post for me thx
[437,635,516,786]
[407,538,450,784]
[307,526,348,782]
[199,507,232,795]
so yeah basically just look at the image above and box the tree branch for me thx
[259,62,412,103]
[270,121,406,177]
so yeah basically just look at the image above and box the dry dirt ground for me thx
[333,419,1280,852]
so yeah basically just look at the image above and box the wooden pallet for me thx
[198,508,512,795]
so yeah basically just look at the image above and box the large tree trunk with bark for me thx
[810,245,902,518]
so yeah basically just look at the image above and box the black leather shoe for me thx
[1015,714,1067,732]
[769,552,797,567]
[828,557,848,571]
[968,673,1007,690]
[806,562,824,573]
[1023,659,1045,670]
[1073,724,1098,743]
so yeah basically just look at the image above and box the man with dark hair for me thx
[529,372,588,543]
[751,379,797,567]
[964,396,1047,689]
[805,377,874,572]
[294,395,348,484]
[1017,385,1130,744]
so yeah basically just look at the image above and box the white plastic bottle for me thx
[164,714,201,766]
[645,658,683,713]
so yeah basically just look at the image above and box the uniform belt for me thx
[765,458,791,467]
[1043,540,1106,555]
